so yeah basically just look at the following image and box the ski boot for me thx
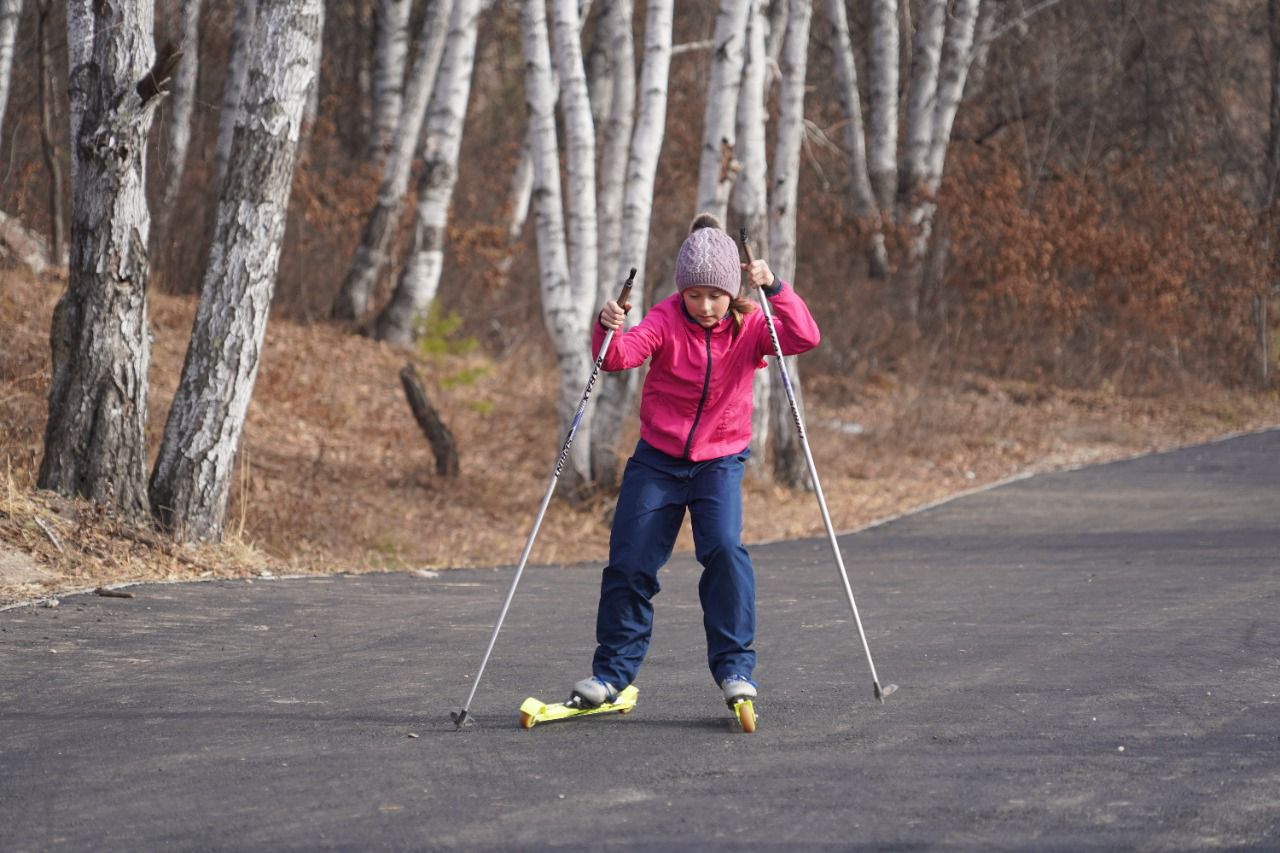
[721,675,758,733]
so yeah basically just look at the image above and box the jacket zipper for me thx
[682,327,714,459]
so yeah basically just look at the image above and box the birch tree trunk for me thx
[39,0,165,522]
[159,0,200,230]
[695,0,750,221]
[297,0,324,159]
[373,0,480,344]
[214,0,257,193]
[595,0,634,308]
[588,0,672,487]
[917,0,980,246]
[331,0,454,321]
[768,0,811,489]
[36,0,65,265]
[731,0,771,477]
[371,0,412,158]
[523,0,592,488]
[822,0,886,277]
[553,0,599,335]
[899,0,945,212]
[150,0,320,542]
[764,0,788,91]
[867,0,898,227]
[0,0,21,144]
[497,137,535,276]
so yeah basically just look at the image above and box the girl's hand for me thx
[599,299,631,330]
[742,258,776,290]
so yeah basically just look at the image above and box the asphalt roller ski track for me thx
[1,429,1277,850]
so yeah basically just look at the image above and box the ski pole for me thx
[739,230,897,703]
[451,268,636,729]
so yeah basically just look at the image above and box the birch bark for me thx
[899,0,945,210]
[150,0,321,542]
[917,0,980,244]
[36,0,65,264]
[822,0,886,276]
[39,0,162,521]
[523,0,592,486]
[374,0,481,344]
[214,0,257,193]
[588,0,672,487]
[332,0,454,320]
[371,0,412,157]
[0,0,21,144]
[867,0,898,218]
[731,0,771,476]
[695,0,750,220]
[159,0,200,228]
[553,0,599,335]
[768,0,811,488]
[595,0,634,306]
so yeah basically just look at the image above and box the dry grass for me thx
[3,264,1278,607]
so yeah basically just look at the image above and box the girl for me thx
[569,214,821,713]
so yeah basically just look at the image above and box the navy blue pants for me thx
[592,440,756,689]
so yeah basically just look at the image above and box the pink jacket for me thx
[591,282,821,461]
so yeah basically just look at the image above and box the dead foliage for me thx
[3,262,1278,607]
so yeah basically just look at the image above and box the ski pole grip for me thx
[739,228,757,274]
[617,267,636,311]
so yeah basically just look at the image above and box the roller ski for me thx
[518,679,638,730]
[722,675,758,733]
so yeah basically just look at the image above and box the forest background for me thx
[1,0,1277,606]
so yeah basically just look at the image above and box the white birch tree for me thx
[588,0,673,487]
[915,0,981,258]
[822,0,886,276]
[867,0,898,239]
[35,0,65,264]
[40,0,171,521]
[730,0,771,476]
[332,0,454,320]
[695,0,751,220]
[899,0,946,212]
[595,0,634,310]
[371,0,412,157]
[159,0,200,229]
[150,0,321,542]
[522,0,593,487]
[767,0,811,488]
[373,0,481,344]
[554,0,599,335]
[214,0,257,193]
[0,0,21,144]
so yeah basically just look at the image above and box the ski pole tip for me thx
[451,709,474,730]
[875,682,898,702]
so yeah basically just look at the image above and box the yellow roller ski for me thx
[729,697,757,733]
[519,685,639,729]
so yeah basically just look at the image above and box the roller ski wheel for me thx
[729,697,757,733]
[517,684,639,729]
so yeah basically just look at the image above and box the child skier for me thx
[570,214,822,715]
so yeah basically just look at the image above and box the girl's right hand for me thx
[599,299,631,330]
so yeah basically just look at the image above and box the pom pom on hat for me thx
[675,213,741,298]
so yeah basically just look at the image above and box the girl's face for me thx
[682,286,732,328]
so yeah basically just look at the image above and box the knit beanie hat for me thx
[675,214,741,298]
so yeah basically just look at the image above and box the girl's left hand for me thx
[742,258,775,290]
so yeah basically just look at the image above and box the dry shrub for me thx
[943,145,1269,389]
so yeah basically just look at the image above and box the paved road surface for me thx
[2,430,1277,850]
